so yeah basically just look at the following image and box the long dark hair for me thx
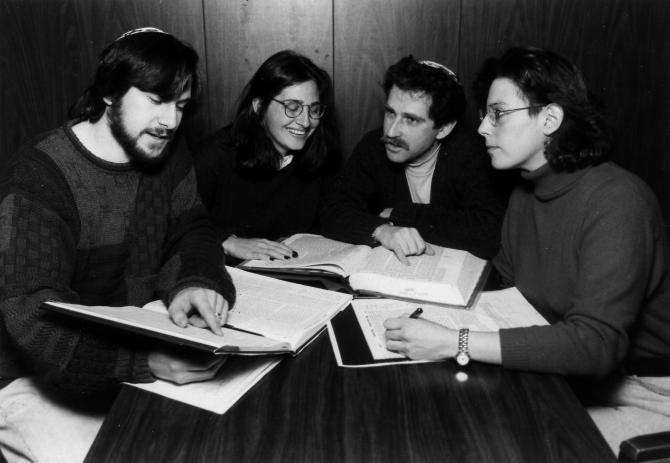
[230,50,339,174]
[474,46,611,171]
[69,30,200,122]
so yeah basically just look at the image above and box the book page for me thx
[44,301,287,352]
[127,356,281,414]
[226,267,352,348]
[240,234,370,277]
[353,288,546,361]
[349,244,486,306]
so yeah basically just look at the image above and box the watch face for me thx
[456,352,470,366]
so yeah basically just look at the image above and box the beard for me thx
[107,102,175,169]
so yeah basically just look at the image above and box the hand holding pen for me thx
[409,307,423,319]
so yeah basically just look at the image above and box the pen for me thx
[409,307,423,319]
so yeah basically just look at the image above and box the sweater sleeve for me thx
[160,147,236,307]
[192,131,237,242]
[499,178,665,377]
[388,134,506,258]
[319,133,398,246]
[0,150,154,396]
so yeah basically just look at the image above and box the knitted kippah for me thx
[115,27,169,41]
[419,59,459,82]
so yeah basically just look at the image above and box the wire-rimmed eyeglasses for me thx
[479,105,543,126]
[272,98,326,119]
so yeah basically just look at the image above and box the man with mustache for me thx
[321,56,505,264]
[0,28,234,462]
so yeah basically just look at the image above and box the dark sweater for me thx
[193,127,336,243]
[0,122,235,395]
[496,162,670,377]
[319,127,507,258]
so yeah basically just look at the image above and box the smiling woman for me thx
[193,50,340,264]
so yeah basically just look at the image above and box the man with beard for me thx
[320,56,506,264]
[0,28,235,462]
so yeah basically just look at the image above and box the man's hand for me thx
[148,349,228,384]
[168,287,228,336]
[383,316,456,360]
[223,236,297,261]
[372,224,435,265]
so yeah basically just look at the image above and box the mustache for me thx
[380,135,409,150]
[145,127,175,139]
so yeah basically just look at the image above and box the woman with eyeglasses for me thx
[194,50,340,263]
[384,46,670,450]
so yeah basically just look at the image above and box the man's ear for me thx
[252,98,262,115]
[541,103,564,136]
[436,121,457,141]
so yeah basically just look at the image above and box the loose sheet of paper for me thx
[353,287,547,361]
[127,356,282,414]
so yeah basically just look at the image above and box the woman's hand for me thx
[384,316,457,360]
[223,235,297,261]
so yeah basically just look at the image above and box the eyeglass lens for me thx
[279,100,326,119]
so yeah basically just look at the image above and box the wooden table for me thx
[85,333,615,462]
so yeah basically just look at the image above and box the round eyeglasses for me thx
[272,98,327,119]
[479,105,543,126]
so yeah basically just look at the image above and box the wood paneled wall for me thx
[2,0,669,227]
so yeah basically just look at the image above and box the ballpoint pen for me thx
[409,307,423,319]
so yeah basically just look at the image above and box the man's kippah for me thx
[115,27,169,41]
[419,59,459,83]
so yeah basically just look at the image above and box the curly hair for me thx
[383,55,465,128]
[473,46,611,171]
[69,31,200,122]
[229,50,340,174]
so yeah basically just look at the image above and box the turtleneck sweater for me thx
[495,162,670,377]
[405,142,440,204]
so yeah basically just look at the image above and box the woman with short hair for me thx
[384,46,670,451]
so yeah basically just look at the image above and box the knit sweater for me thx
[319,127,507,259]
[496,162,670,377]
[0,122,235,395]
[193,126,337,244]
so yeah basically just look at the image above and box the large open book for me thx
[328,287,548,368]
[241,233,488,307]
[42,267,352,355]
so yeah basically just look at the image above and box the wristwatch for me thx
[455,328,470,367]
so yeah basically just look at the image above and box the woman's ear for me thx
[252,97,262,115]
[542,103,564,136]
[103,96,113,106]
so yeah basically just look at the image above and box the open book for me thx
[241,233,488,307]
[328,287,548,368]
[42,267,352,355]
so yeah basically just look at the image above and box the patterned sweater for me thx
[0,122,235,396]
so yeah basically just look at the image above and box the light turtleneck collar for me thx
[405,143,441,204]
[406,142,440,173]
[521,162,591,200]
